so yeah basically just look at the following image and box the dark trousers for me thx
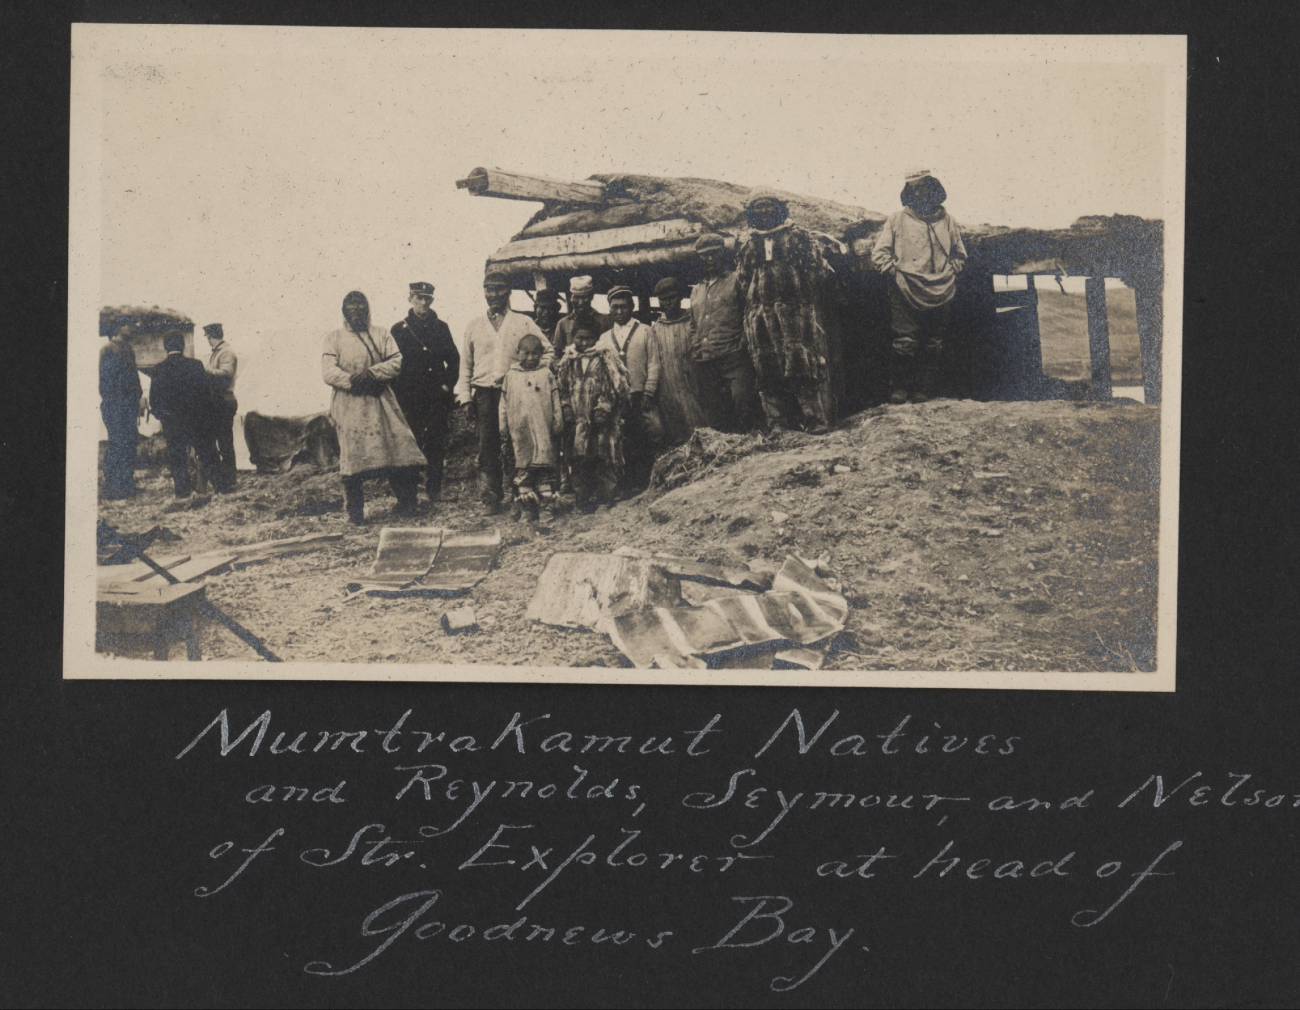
[570,458,619,506]
[888,287,951,393]
[100,397,139,497]
[342,467,421,522]
[471,386,506,503]
[621,409,659,493]
[212,400,238,489]
[695,349,763,433]
[161,419,223,497]
[403,397,452,500]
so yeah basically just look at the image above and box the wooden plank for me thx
[227,532,344,566]
[140,553,236,585]
[489,240,707,280]
[492,218,705,262]
[97,554,189,585]
[456,167,607,205]
[1134,281,1162,405]
[520,203,645,239]
[1084,275,1113,399]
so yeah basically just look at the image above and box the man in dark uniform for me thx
[99,321,144,498]
[148,331,227,497]
[390,281,460,506]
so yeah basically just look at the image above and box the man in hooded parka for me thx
[736,187,842,433]
[870,169,968,404]
[322,290,426,524]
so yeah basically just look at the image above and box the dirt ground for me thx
[96,398,1160,672]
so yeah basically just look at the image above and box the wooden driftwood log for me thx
[455,167,607,205]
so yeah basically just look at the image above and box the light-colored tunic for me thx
[601,319,660,396]
[322,325,426,477]
[870,207,968,311]
[455,311,552,402]
[205,340,239,407]
[499,364,563,469]
[650,313,711,444]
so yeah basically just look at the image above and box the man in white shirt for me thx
[457,269,553,515]
[203,323,239,490]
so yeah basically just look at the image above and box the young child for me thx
[498,333,564,521]
[555,319,630,513]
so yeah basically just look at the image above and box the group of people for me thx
[98,321,239,499]
[101,171,968,524]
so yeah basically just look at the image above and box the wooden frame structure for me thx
[458,168,1164,405]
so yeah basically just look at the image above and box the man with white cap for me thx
[871,168,967,404]
[456,269,553,515]
[550,275,609,359]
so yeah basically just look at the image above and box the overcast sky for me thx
[77,27,1178,420]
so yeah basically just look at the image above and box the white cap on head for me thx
[904,168,932,184]
[569,275,594,294]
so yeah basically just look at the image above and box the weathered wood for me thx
[520,203,645,239]
[489,240,710,281]
[1134,281,1163,405]
[456,167,607,205]
[492,218,705,262]
[141,553,236,585]
[1084,275,1113,399]
[97,554,190,585]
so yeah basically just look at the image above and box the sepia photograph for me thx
[65,27,1184,687]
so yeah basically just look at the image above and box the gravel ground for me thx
[97,398,1160,672]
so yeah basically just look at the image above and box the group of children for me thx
[498,288,644,522]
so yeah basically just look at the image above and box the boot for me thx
[476,470,501,516]
[913,357,940,404]
[888,353,914,405]
[343,478,366,525]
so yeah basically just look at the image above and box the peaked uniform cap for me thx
[203,323,224,339]
[409,281,435,296]
[606,285,634,302]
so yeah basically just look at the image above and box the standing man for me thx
[99,321,144,499]
[602,285,660,495]
[690,234,763,433]
[203,322,239,490]
[456,269,553,515]
[550,276,609,358]
[390,281,459,507]
[533,288,563,345]
[148,332,226,498]
[870,169,967,404]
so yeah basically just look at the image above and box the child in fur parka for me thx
[554,319,630,512]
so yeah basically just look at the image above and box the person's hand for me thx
[463,400,475,423]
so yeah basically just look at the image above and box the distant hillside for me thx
[1037,288,1142,384]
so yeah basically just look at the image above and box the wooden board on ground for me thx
[96,554,190,585]
[421,529,502,592]
[140,554,237,586]
[228,532,344,567]
[346,528,444,595]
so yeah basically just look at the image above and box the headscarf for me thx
[342,290,370,333]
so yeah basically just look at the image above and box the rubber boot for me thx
[343,477,366,525]
[888,352,913,405]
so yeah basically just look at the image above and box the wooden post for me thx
[1084,274,1112,399]
[1134,281,1163,405]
